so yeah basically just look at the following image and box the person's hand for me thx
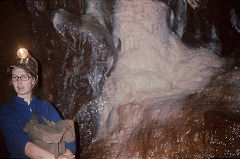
[58,149,75,159]
[58,154,75,159]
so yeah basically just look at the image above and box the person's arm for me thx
[0,109,31,156]
[25,142,75,159]
[25,142,55,159]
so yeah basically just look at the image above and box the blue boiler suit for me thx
[0,96,76,158]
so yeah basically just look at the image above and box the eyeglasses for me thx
[12,75,31,82]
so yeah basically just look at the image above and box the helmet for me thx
[10,48,38,78]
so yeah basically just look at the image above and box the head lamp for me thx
[17,48,29,59]
[9,48,39,79]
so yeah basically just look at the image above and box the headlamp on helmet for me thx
[9,48,38,79]
[17,48,29,59]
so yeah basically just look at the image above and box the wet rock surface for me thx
[82,69,240,158]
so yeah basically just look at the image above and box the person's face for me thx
[11,67,36,98]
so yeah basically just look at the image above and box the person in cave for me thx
[0,48,76,159]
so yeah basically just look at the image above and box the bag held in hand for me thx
[19,111,75,158]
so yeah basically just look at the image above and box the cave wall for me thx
[0,0,240,158]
